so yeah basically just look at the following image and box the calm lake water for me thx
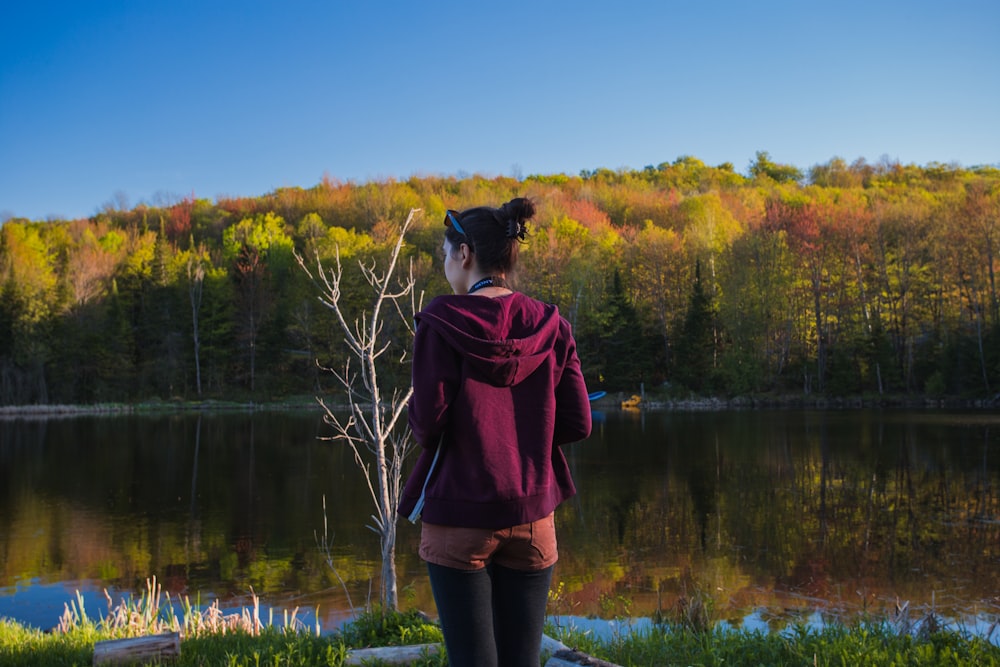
[1,408,998,635]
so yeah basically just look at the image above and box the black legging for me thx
[427,561,554,667]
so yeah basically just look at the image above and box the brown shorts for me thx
[419,513,558,571]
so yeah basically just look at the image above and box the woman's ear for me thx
[460,243,474,269]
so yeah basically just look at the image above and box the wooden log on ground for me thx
[542,634,623,667]
[546,647,623,667]
[345,642,441,665]
[342,635,620,666]
[93,632,180,665]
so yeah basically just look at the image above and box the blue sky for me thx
[2,0,997,221]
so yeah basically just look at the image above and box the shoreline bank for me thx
[2,393,999,418]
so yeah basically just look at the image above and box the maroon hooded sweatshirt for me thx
[397,291,592,529]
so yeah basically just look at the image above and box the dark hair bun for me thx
[500,197,534,240]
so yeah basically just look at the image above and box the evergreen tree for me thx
[672,260,716,393]
[599,269,650,391]
[97,279,135,400]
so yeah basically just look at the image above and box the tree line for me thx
[1,153,998,406]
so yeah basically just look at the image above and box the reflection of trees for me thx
[556,411,1000,618]
[0,413,386,605]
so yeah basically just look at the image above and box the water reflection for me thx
[555,409,1000,633]
[1,408,998,633]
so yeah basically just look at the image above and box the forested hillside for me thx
[2,154,998,405]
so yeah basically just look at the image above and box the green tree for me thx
[717,224,795,392]
[0,222,57,402]
[623,221,688,374]
[590,269,654,391]
[672,261,716,392]
[120,221,184,398]
[96,279,135,399]
[197,265,236,394]
[750,151,803,184]
[808,156,867,188]
[173,242,214,396]
[520,214,620,335]
[867,190,935,392]
[222,212,294,392]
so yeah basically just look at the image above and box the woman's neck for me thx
[467,276,495,294]
[466,275,511,297]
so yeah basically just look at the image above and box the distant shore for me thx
[2,392,998,419]
[0,397,323,418]
[597,392,1000,411]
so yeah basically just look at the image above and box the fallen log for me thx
[342,634,621,666]
[89,629,618,666]
[345,643,441,665]
[93,632,180,665]
[542,634,623,667]
[547,647,623,667]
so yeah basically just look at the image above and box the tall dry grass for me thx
[56,576,319,639]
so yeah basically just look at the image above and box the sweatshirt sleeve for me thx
[408,318,460,447]
[552,321,592,446]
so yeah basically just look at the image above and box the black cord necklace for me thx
[467,277,496,294]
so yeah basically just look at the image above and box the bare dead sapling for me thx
[295,209,422,611]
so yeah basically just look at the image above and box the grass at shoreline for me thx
[3,596,999,666]
[3,615,999,666]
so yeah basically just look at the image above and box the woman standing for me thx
[398,197,592,667]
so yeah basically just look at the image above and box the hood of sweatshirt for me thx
[415,292,563,388]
